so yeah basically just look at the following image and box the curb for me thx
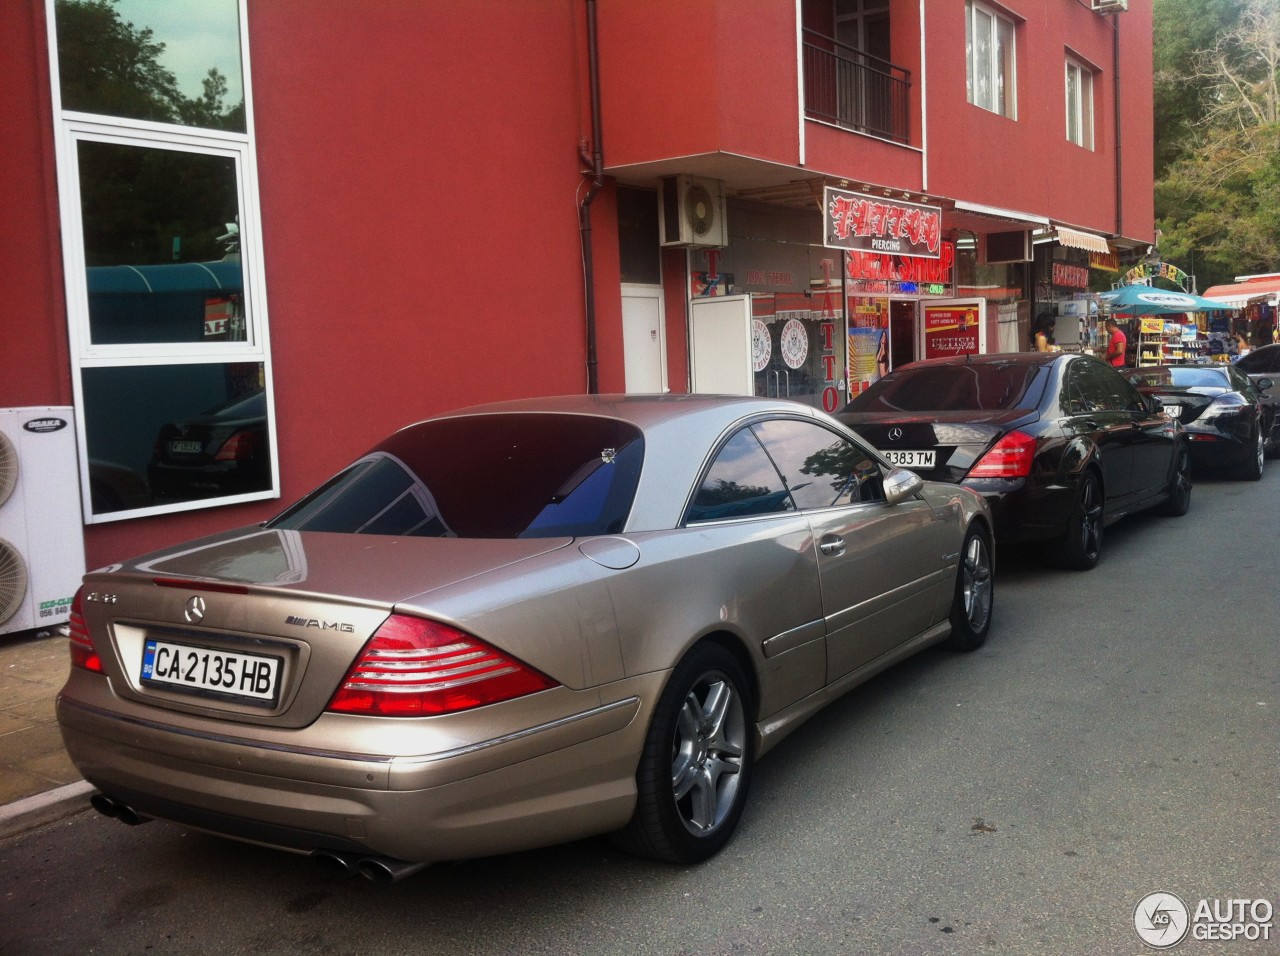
[0,781,95,840]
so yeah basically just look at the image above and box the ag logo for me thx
[1134,892,1189,948]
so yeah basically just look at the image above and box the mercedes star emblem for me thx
[184,595,206,623]
[888,427,903,441]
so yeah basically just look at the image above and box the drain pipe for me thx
[1112,17,1122,238]
[578,0,605,394]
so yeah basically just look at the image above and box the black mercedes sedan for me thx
[837,352,1191,570]
[1128,363,1277,480]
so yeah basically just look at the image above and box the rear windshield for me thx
[844,362,1046,412]
[1167,367,1230,389]
[268,413,643,538]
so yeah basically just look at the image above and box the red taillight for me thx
[326,615,558,717]
[968,430,1037,478]
[67,587,105,674]
[214,430,255,461]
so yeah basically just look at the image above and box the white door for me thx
[621,285,667,393]
[690,295,753,395]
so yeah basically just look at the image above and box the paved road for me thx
[2,469,1277,956]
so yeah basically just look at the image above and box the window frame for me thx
[1065,56,1095,149]
[965,1,1017,120]
[45,0,277,524]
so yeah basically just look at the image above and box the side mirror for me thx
[1257,377,1274,391]
[883,467,924,505]
[1146,395,1163,414]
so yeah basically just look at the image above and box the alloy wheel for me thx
[671,672,746,835]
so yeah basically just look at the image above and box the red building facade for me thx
[0,0,1153,584]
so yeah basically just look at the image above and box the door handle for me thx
[819,534,846,556]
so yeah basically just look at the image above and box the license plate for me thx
[169,439,203,454]
[1162,405,1182,418]
[141,638,281,704]
[880,449,936,468]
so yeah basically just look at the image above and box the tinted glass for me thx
[83,361,269,514]
[689,429,793,521]
[844,361,1046,412]
[269,414,643,539]
[1236,347,1280,374]
[79,141,245,345]
[56,0,246,132]
[752,419,884,508]
[1168,367,1230,389]
[1068,359,1143,413]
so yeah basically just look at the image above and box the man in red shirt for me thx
[1104,318,1127,367]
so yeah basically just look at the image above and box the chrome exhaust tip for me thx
[311,849,360,878]
[89,792,152,826]
[355,857,430,883]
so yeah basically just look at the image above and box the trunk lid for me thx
[83,529,574,727]
[837,409,1036,482]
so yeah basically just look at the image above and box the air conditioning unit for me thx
[1090,0,1129,12]
[0,408,87,636]
[659,175,728,248]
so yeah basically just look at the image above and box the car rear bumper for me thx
[57,669,661,863]
[961,476,1074,544]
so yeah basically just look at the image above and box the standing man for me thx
[1104,318,1127,367]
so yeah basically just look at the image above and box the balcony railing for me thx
[803,29,909,144]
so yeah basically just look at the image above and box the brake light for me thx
[67,587,105,674]
[214,430,255,461]
[968,430,1037,478]
[326,614,557,717]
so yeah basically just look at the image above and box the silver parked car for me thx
[59,394,994,880]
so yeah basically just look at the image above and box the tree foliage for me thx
[55,0,243,132]
[1154,0,1280,289]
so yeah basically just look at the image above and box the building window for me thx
[47,0,275,522]
[1065,58,1094,149]
[965,1,1016,119]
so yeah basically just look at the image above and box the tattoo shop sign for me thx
[824,186,942,259]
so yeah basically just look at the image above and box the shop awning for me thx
[86,259,242,294]
[1201,278,1280,308]
[1053,226,1111,254]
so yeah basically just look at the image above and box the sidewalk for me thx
[0,628,94,838]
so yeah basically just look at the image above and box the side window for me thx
[1070,360,1132,413]
[751,418,885,509]
[688,429,794,522]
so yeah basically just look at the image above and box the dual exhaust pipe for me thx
[89,792,152,827]
[311,848,429,883]
[90,792,428,883]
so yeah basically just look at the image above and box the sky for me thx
[115,0,244,104]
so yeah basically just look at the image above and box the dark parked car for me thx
[837,352,1190,570]
[148,389,271,501]
[1128,363,1277,480]
[1235,343,1280,401]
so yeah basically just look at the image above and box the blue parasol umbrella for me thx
[1096,285,1235,315]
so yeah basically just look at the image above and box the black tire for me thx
[1237,426,1264,481]
[1049,470,1103,571]
[1156,441,1192,517]
[611,642,753,864]
[944,523,993,651]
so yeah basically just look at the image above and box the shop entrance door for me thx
[689,295,753,395]
[751,295,847,413]
[621,285,667,393]
[889,300,917,370]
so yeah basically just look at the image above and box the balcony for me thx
[803,28,909,144]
